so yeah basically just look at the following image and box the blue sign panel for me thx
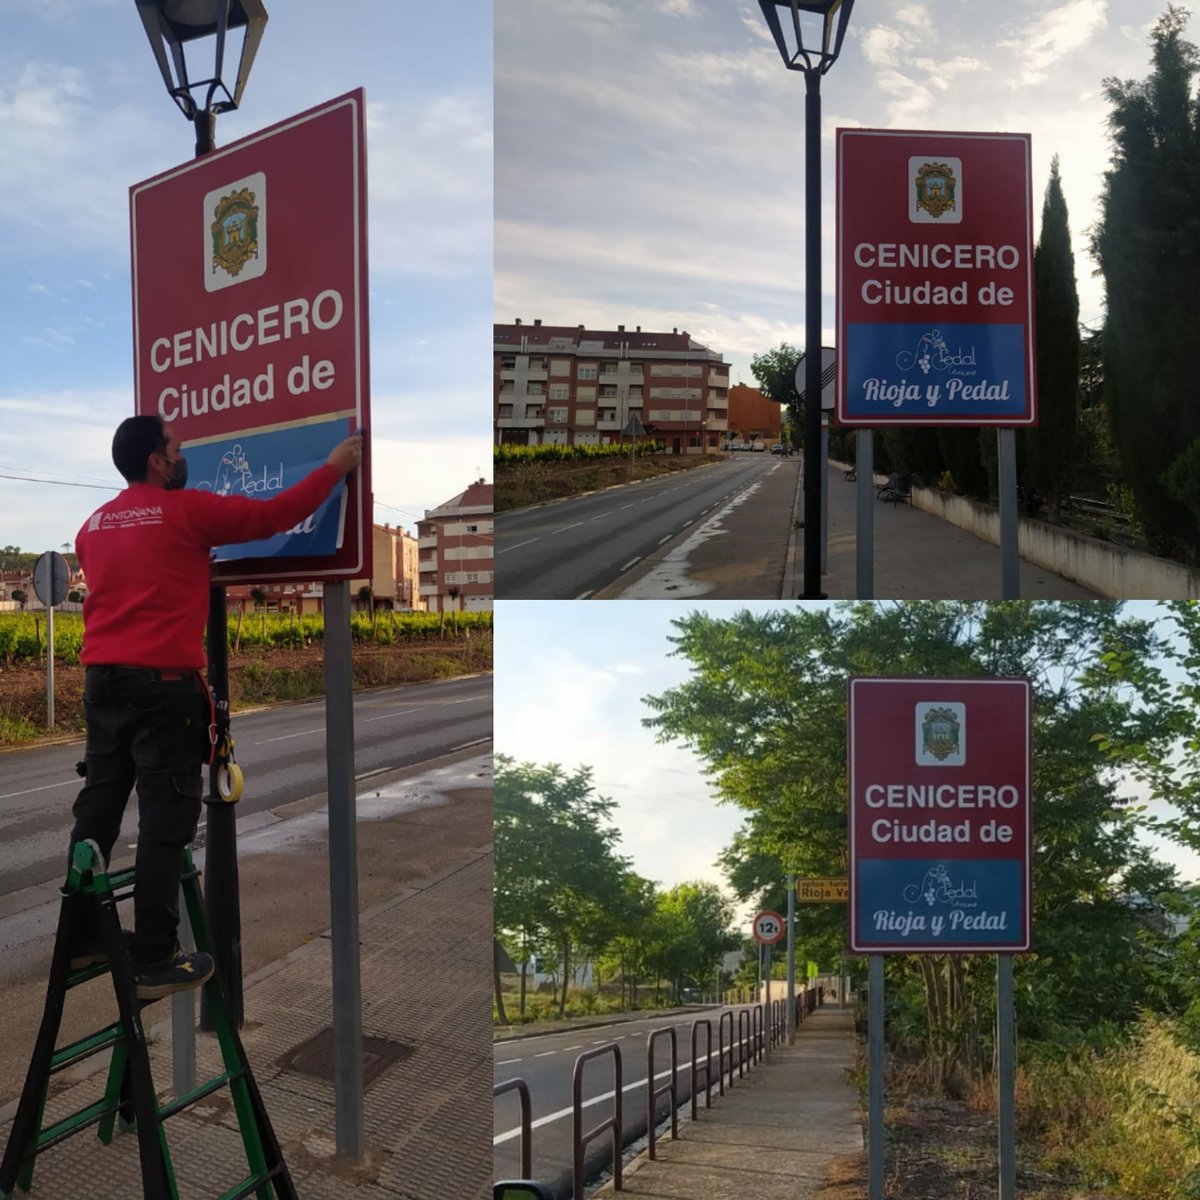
[845,322,1027,420]
[858,859,1022,949]
[184,416,350,562]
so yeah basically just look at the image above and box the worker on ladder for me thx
[69,414,362,1000]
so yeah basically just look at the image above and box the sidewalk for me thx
[804,465,1099,600]
[590,1006,863,1200]
[0,756,492,1200]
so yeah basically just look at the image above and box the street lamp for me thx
[758,0,855,598]
[135,0,268,155]
[135,0,269,1030]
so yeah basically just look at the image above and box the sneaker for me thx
[132,947,215,1001]
[68,928,134,970]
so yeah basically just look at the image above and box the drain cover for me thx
[278,1027,414,1088]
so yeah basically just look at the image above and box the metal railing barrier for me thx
[646,1027,679,1160]
[737,1008,751,1079]
[690,1019,713,1119]
[717,1009,734,1096]
[572,1043,624,1200]
[751,1003,764,1062]
[494,1077,533,1180]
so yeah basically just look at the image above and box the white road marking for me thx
[575,590,595,600]
[657,534,672,545]
[355,767,390,781]
[255,726,325,745]
[493,1039,756,1145]
[554,522,585,534]
[534,1050,557,1058]
[496,537,541,555]
[619,557,641,572]
[0,779,76,801]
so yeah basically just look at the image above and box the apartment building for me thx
[727,383,783,444]
[224,523,423,613]
[495,320,730,453]
[418,479,494,613]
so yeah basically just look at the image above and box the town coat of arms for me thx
[211,187,260,278]
[914,162,957,219]
[921,706,961,761]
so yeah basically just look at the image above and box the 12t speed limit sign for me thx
[752,910,786,945]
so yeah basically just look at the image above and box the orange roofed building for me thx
[727,383,783,444]
[418,479,494,613]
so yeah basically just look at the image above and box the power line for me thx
[0,471,118,492]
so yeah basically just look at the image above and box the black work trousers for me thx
[69,665,210,964]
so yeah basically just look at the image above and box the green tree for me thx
[1023,154,1081,519]
[1091,6,1200,561]
[750,343,801,450]
[651,882,735,1002]
[492,756,629,1022]
[642,602,1190,1088]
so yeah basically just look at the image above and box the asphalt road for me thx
[0,673,491,904]
[493,1008,764,1196]
[494,455,776,598]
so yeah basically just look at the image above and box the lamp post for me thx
[758,0,855,599]
[135,0,268,1031]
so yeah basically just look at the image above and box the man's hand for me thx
[327,432,363,478]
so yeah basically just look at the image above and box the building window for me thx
[549,384,569,401]
[578,364,597,380]
[499,355,516,369]
[550,359,571,375]
[548,407,568,423]
[498,404,513,418]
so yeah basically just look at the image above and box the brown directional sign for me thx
[796,878,849,903]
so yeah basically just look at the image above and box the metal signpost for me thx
[752,910,785,1052]
[130,89,371,1159]
[32,551,70,729]
[848,676,1032,1200]
[836,130,1037,598]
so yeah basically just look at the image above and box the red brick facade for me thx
[495,320,730,454]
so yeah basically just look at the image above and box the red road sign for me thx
[836,129,1036,427]
[130,89,371,583]
[752,910,786,946]
[848,677,1032,954]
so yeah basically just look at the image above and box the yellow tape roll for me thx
[217,761,244,804]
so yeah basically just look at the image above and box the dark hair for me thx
[112,415,167,482]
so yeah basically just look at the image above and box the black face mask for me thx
[163,455,189,491]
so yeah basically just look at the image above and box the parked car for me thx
[769,443,785,454]
[751,442,766,452]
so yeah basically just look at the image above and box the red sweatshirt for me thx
[77,465,340,669]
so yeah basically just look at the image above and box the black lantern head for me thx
[135,0,268,119]
[758,0,855,74]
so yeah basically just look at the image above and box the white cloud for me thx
[860,25,909,67]
[1002,0,1108,84]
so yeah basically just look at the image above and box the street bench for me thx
[876,473,911,504]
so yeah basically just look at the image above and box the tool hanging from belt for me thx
[204,678,244,805]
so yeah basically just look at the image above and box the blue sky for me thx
[1,0,491,552]
[494,600,1199,929]
[496,0,1170,388]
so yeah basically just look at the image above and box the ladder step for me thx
[49,1022,124,1074]
[157,1066,249,1122]
[218,1162,287,1200]
[34,1095,120,1155]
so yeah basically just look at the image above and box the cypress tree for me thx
[1091,5,1200,561]
[1022,156,1080,520]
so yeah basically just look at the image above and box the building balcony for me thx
[709,374,730,388]
[495,416,544,429]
